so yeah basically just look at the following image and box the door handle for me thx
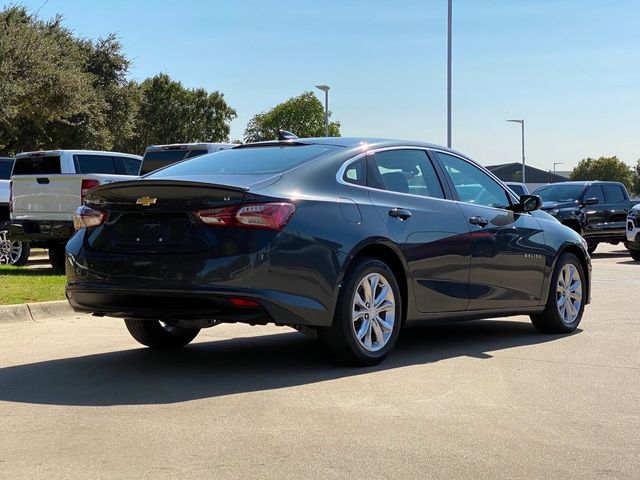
[389,208,412,221]
[469,216,489,227]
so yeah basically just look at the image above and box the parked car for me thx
[9,150,142,272]
[0,157,30,265]
[533,181,638,254]
[626,205,640,261]
[504,182,529,197]
[140,143,235,175]
[66,138,591,365]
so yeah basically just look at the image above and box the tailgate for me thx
[11,174,131,221]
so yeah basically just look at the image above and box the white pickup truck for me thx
[9,150,142,272]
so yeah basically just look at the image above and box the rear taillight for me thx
[8,180,12,213]
[73,205,106,230]
[81,179,100,204]
[196,202,296,231]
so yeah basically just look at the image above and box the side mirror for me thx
[582,197,599,206]
[513,194,542,213]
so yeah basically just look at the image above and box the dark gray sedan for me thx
[66,138,591,365]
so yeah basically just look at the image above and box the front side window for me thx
[437,153,510,209]
[118,157,142,175]
[370,149,445,199]
[584,185,605,204]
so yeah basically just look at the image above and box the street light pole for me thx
[553,162,563,175]
[447,0,452,148]
[506,119,526,184]
[315,84,330,137]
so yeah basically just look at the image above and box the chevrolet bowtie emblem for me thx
[136,196,157,207]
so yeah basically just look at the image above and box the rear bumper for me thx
[8,220,74,243]
[65,282,332,327]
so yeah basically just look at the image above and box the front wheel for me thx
[124,319,200,349]
[629,249,640,261]
[530,253,586,333]
[586,241,598,255]
[48,244,67,273]
[318,257,402,366]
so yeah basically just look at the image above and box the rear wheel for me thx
[318,257,402,366]
[124,319,200,349]
[0,225,30,266]
[48,244,67,273]
[530,253,585,333]
[629,249,640,261]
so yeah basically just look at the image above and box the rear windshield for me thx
[0,159,13,179]
[534,184,584,203]
[148,145,338,177]
[13,156,62,175]
[141,150,190,175]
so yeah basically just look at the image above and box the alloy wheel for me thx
[0,230,23,265]
[556,263,582,324]
[351,273,396,352]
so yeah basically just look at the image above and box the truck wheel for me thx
[317,257,402,366]
[48,244,67,273]
[124,319,200,349]
[530,253,585,333]
[0,226,30,266]
[630,249,640,261]
[587,241,598,255]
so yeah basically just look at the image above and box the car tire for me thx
[530,252,586,333]
[586,241,598,255]
[48,244,67,273]
[629,249,640,261]
[0,225,30,266]
[124,319,200,349]
[318,257,402,366]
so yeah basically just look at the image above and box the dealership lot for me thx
[0,243,638,479]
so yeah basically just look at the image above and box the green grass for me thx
[0,266,66,305]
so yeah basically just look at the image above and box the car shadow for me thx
[590,249,630,258]
[0,320,577,407]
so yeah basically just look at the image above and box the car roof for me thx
[145,143,235,152]
[15,150,141,159]
[538,181,622,187]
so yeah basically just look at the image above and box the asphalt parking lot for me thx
[0,243,638,479]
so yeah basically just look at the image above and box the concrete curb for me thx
[0,300,74,323]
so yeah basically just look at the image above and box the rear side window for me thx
[13,156,61,175]
[116,157,142,175]
[74,155,116,174]
[0,159,13,179]
[343,157,366,186]
[370,149,445,199]
[149,145,338,177]
[603,184,625,203]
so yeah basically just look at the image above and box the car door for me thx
[601,184,629,235]
[365,148,472,313]
[581,185,607,235]
[434,151,548,310]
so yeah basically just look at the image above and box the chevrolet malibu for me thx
[66,138,591,365]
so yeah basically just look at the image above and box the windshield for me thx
[148,145,339,177]
[533,184,584,203]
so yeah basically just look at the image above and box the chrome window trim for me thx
[335,146,519,209]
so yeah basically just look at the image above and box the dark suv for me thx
[534,181,638,254]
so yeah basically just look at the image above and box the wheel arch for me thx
[551,242,591,305]
[339,239,412,325]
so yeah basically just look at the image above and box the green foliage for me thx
[0,6,236,156]
[632,159,640,197]
[244,91,340,142]
[569,156,633,191]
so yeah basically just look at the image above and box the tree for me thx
[632,159,640,197]
[244,91,340,142]
[569,156,633,191]
[126,74,236,154]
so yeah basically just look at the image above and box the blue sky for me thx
[13,0,640,170]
